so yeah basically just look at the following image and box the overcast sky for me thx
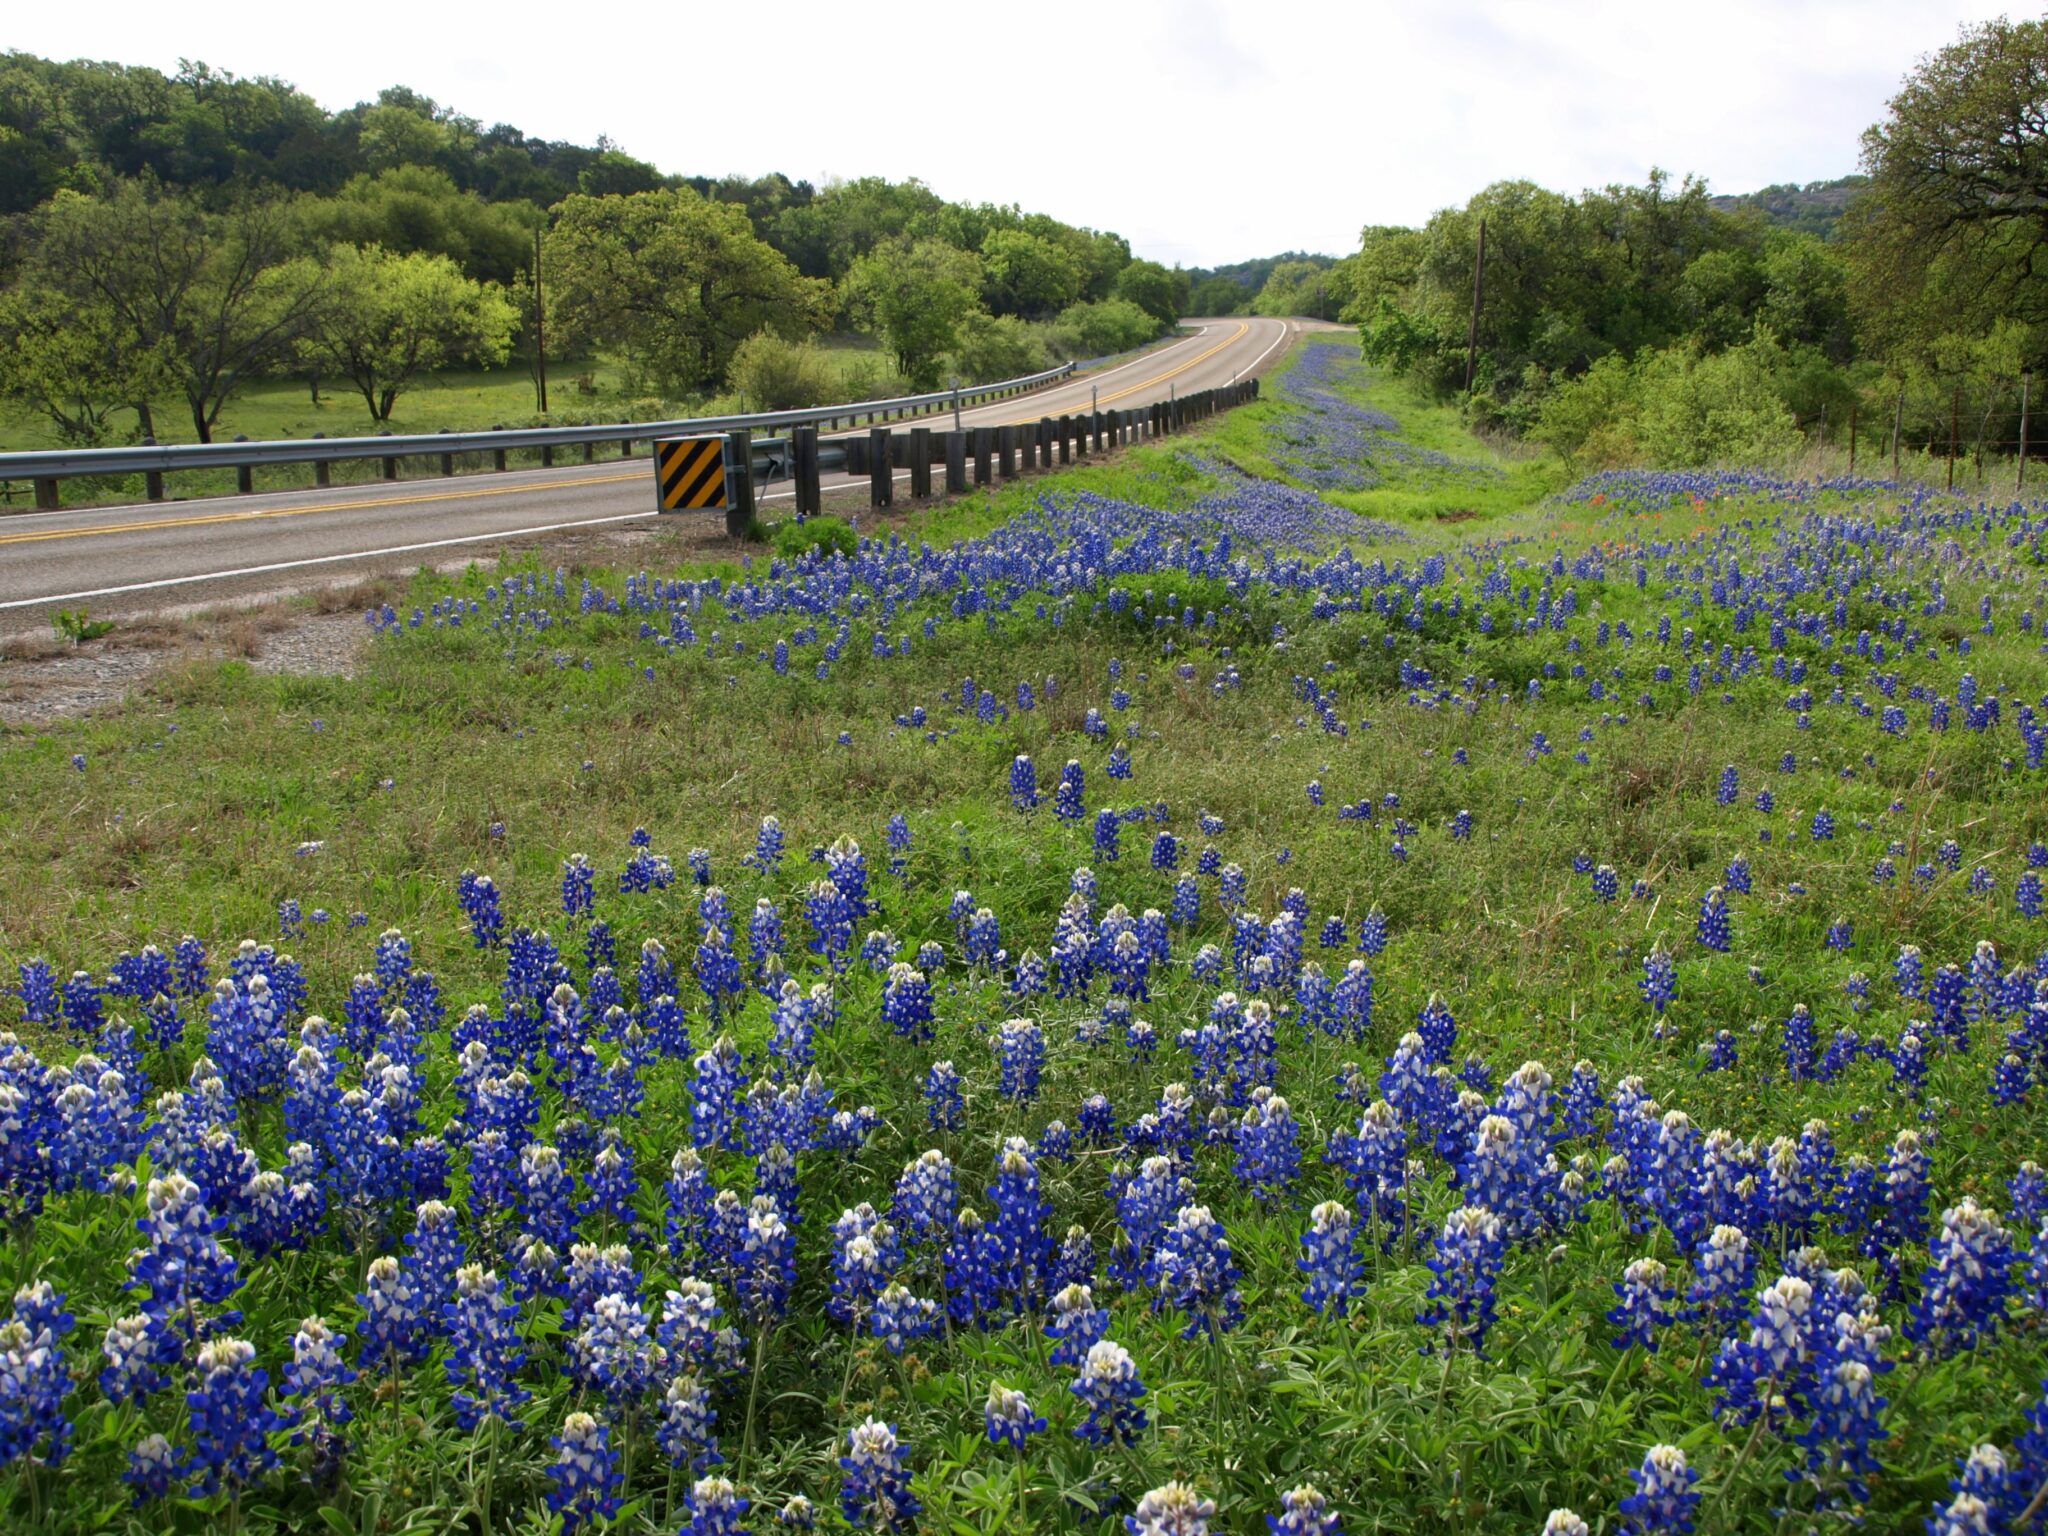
[9,0,2015,268]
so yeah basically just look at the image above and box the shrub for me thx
[950,313,1047,384]
[1049,299,1160,359]
[772,514,858,560]
[727,332,835,411]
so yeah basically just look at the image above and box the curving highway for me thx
[0,317,1312,619]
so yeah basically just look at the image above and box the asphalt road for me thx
[0,316,1310,619]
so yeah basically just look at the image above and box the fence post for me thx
[440,428,455,477]
[234,435,254,494]
[2021,373,2032,492]
[381,430,399,480]
[492,427,507,473]
[144,437,165,501]
[793,425,821,518]
[973,426,993,486]
[869,426,892,507]
[911,427,932,498]
[945,430,967,494]
[1072,414,1086,461]
[725,428,755,536]
[33,477,59,511]
[998,425,1016,479]
[541,444,555,468]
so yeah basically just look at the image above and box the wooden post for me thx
[724,428,755,537]
[973,426,993,485]
[33,477,59,511]
[945,430,967,494]
[492,426,507,473]
[1072,413,1086,461]
[234,435,253,494]
[792,426,820,517]
[998,425,1016,478]
[2021,372,2031,491]
[143,436,164,501]
[869,426,891,507]
[440,429,455,477]
[1948,387,1959,492]
[1891,386,1904,481]
[910,427,932,498]
[1464,215,1487,394]
[1847,402,1857,477]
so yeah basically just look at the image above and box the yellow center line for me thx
[0,471,646,547]
[6,322,1262,549]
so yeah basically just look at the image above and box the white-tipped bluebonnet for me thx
[183,1336,280,1495]
[984,1382,1045,1449]
[124,1432,176,1504]
[1070,1338,1148,1445]
[546,1410,623,1531]
[1269,1484,1342,1536]
[1420,1205,1506,1354]
[1909,1198,2015,1354]
[1156,1203,1244,1339]
[839,1417,920,1530]
[1618,1444,1698,1534]
[923,1061,963,1132]
[1639,944,1677,1016]
[443,1265,527,1432]
[1127,1481,1214,1536]
[684,1475,749,1536]
[1608,1257,1675,1351]
[1299,1199,1362,1316]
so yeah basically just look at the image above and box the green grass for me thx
[0,333,2044,1535]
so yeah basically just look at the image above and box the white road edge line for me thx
[3,321,1280,611]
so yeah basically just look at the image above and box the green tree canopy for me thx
[842,237,984,388]
[1113,259,1188,328]
[300,245,518,421]
[543,188,826,394]
[981,230,1081,319]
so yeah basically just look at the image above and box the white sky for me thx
[9,0,2013,269]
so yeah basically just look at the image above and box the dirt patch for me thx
[1434,508,1483,523]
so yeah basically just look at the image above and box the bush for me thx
[1049,299,1161,359]
[949,313,1047,384]
[772,514,858,560]
[836,356,916,403]
[727,332,835,411]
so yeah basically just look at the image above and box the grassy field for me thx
[2,336,2046,1535]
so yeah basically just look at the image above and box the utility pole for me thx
[1891,385,1904,482]
[1464,216,1487,394]
[1948,387,1959,492]
[534,226,549,415]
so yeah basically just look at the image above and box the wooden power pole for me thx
[1463,217,1487,394]
[534,226,549,415]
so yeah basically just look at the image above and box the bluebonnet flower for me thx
[124,1433,176,1504]
[890,1150,956,1246]
[1128,1482,1214,1536]
[1825,918,1854,953]
[1419,1206,1506,1354]
[737,1196,798,1322]
[1070,1338,1148,1444]
[1705,1030,1738,1072]
[1783,1004,1817,1080]
[839,1417,920,1530]
[1687,1225,1754,1332]
[0,1284,75,1469]
[1909,1199,2015,1354]
[183,1337,281,1496]
[1299,1199,1362,1316]
[1696,887,1731,952]
[995,1018,1045,1102]
[684,1476,749,1536]
[1811,809,1835,841]
[1047,1281,1109,1365]
[1609,1257,1676,1350]
[1618,1445,1699,1534]
[357,1254,426,1371]
[924,1061,963,1131]
[1718,765,1739,805]
[748,815,785,874]
[127,1172,241,1347]
[1053,760,1086,821]
[1593,865,1619,903]
[1154,1203,1243,1339]
[984,1383,1046,1449]
[881,963,936,1044]
[457,871,503,949]
[1640,944,1677,1016]
[1010,755,1039,811]
[547,1411,623,1531]
[655,1369,722,1473]
[693,1037,747,1151]
[1269,1485,1343,1536]
[1539,1514,1589,1536]
[444,1265,527,1431]
[1236,1093,1301,1201]
[869,1283,937,1357]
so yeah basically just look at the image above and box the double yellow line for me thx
[3,322,1260,549]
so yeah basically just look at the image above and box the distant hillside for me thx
[1187,252,1337,292]
[1708,176,1868,239]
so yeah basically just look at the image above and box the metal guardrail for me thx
[0,362,1078,509]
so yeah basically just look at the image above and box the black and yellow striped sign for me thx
[653,436,726,511]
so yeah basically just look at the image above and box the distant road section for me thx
[0,317,1315,617]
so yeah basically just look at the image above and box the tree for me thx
[981,230,1080,318]
[1114,259,1186,328]
[30,179,329,441]
[300,245,517,422]
[0,285,169,443]
[949,311,1046,384]
[843,237,983,388]
[1848,17,2048,360]
[543,188,826,394]
[303,166,541,285]
[1253,259,1342,320]
[726,331,834,411]
[1051,299,1159,357]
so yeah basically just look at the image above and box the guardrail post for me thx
[724,428,755,537]
[541,444,554,468]
[792,426,820,518]
[311,434,331,488]
[972,427,992,486]
[1035,418,1051,470]
[945,430,967,494]
[144,437,165,500]
[380,429,399,480]
[868,427,891,508]
[439,428,455,477]
[620,437,633,458]
[1058,416,1073,465]
[910,427,932,498]
[34,477,59,511]
[491,427,507,472]
[997,425,1016,479]
[582,442,595,464]
[234,435,254,494]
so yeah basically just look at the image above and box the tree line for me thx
[1320,17,2048,474]
[0,52,1204,442]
